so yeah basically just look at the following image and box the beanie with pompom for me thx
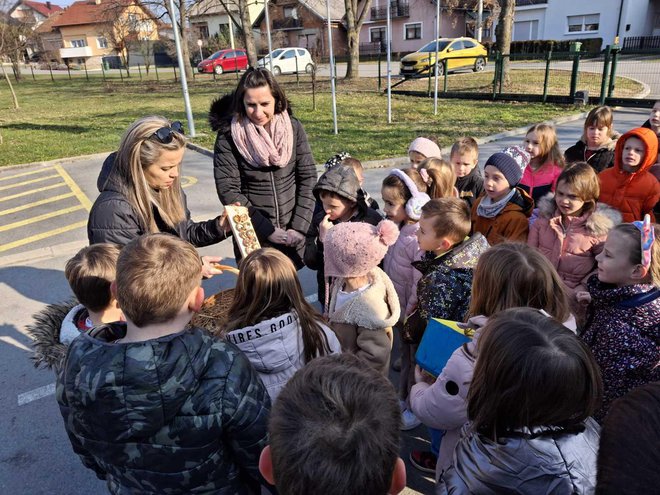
[324,220,400,278]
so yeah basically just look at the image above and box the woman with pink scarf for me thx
[211,68,317,268]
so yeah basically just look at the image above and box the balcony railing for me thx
[59,46,93,58]
[272,17,303,30]
[371,1,409,21]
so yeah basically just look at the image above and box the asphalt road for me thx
[0,107,651,494]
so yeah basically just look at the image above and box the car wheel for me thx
[214,65,224,75]
[431,62,445,76]
[272,65,281,76]
[305,63,314,74]
[473,57,486,72]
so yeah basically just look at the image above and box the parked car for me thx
[257,48,315,76]
[197,48,248,75]
[400,37,487,78]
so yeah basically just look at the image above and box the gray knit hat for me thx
[485,146,530,187]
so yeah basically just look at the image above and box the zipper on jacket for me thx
[270,171,281,228]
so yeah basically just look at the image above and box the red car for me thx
[197,48,248,75]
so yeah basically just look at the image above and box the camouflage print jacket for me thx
[57,323,271,494]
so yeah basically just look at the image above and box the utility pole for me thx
[168,0,195,137]
[264,0,273,71]
[326,0,338,134]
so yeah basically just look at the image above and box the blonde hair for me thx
[114,116,187,233]
[224,248,333,362]
[116,234,202,327]
[420,158,456,199]
[527,123,565,169]
[450,137,479,159]
[611,223,660,287]
[556,162,600,215]
[469,243,572,321]
[65,243,120,312]
[582,106,614,140]
[341,157,364,174]
[420,197,470,243]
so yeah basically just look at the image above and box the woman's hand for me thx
[414,365,436,385]
[267,227,289,245]
[217,202,242,233]
[285,229,304,247]
[318,214,333,243]
[201,256,224,278]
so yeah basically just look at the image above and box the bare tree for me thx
[344,0,371,79]
[0,6,35,106]
[493,0,512,84]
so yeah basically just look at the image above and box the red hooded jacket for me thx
[598,127,660,222]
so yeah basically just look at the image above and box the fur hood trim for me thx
[25,299,77,371]
[577,133,619,151]
[536,193,622,236]
[329,267,400,329]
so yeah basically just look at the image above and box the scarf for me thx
[230,112,294,168]
[476,188,516,218]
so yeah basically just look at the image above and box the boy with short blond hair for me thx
[403,198,489,471]
[57,233,271,494]
[450,137,483,208]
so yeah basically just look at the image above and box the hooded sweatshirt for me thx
[225,311,341,401]
[564,134,618,173]
[305,165,383,305]
[57,324,271,495]
[598,127,660,223]
[88,153,227,247]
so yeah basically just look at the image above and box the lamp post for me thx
[326,0,338,134]
[168,0,195,137]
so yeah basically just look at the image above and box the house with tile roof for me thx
[253,0,347,57]
[188,0,263,49]
[50,0,160,68]
[8,1,63,60]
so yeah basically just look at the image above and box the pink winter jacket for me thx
[528,193,622,293]
[383,223,423,322]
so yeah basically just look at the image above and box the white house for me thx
[188,0,264,49]
[510,0,660,49]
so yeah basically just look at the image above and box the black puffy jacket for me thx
[88,153,227,247]
[210,95,317,268]
[564,136,617,173]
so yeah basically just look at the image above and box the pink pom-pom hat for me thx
[324,220,400,278]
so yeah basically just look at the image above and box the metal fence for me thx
[389,46,659,108]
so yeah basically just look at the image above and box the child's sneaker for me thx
[409,450,437,474]
[401,408,421,431]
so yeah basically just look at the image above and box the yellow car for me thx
[400,37,487,78]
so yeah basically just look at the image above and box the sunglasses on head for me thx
[152,121,184,144]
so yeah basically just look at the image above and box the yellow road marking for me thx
[0,205,84,233]
[181,176,198,189]
[0,183,67,203]
[54,165,92,211]
[0,174,60,192]
[0,220,87,253]
[0,193,75,217]
[0,167,55,182]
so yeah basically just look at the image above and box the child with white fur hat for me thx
[325,220,401,375]
[409,137,442,168]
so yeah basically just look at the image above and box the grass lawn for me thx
[0,70,602,167]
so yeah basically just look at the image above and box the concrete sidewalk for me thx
[0,107,651,495]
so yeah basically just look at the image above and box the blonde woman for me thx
[88,116,231,277]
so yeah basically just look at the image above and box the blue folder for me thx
[415,318,471,378]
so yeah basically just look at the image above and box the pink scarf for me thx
[230,112,294,168]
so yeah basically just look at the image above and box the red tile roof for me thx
[23,0,63,17]
[51,0,136,28]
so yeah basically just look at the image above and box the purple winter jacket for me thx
[581,276,660,422]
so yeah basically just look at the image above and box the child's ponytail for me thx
[419,158,457,199]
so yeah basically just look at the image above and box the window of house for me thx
[513,19,539,41]
[370,27,386,43]
[283,6,297,18]
[97,37,108,49]
[404,22,422,40]
[70,39,87,48]
[196,23,209,39]
[567,14,599,33]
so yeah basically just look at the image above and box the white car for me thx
[258,48,315,75]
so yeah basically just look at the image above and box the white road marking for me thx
[18,383,55,406]
[0,336,32,352]
[305,294,318,303]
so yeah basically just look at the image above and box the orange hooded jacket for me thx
[598,127,660,223]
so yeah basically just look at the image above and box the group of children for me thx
[28,103,660,495]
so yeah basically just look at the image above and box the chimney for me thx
[46,1,51,9]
